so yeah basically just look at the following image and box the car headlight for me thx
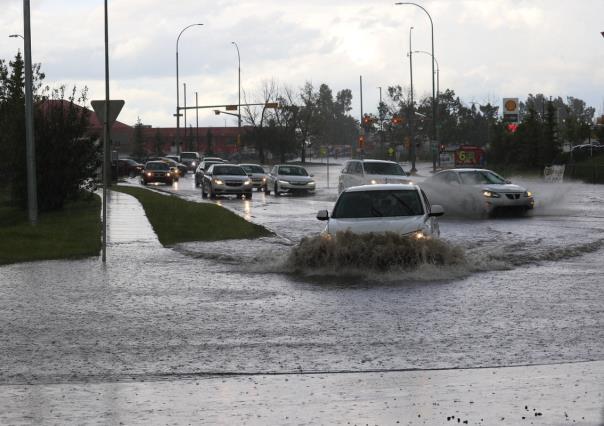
[370,179,378,184]
[244,179,251,185]
[213,179,224,185]
[308,181,315,186]
[191,162,196,167]
[262,177,266,182]
[413,231,428,240]
[166,172,171,176]
[278,180,289,185]
[146,172,152,177]
[483,190,501,198]
[524,191,533,197]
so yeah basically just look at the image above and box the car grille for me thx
[226,181,243,187]
[505,193,521,200]
[153,172,165,177]
[290,182,307,186]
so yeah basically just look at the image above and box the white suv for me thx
[338,159,412,193]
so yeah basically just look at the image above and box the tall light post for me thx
[10,2,38,226]
[408,26,416,173]
[414,49,440,164]
[175,23,203,156]
[395,2,437,171]
[231,42,241,151]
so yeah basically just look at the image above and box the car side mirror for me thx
[505,179,512,184]
[429,205,444,217]
[316,210,329,221]
[310,174,314,177]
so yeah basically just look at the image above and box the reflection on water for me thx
[243,200,251,221]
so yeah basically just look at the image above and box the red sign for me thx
[454,146,486,167]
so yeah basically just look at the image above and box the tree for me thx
[0,52,99,211]
[153,128,164,156]
[131,117,146,159]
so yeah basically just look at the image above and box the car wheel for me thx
[274,183,280,196]
[141,180,147,186]
[209,184,216,199]
[264,185,270,195]
[246,191,252,199]
[201,183,208,198]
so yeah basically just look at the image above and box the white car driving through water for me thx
[266,164,316,195]
[421,168,534,216]
[317,184,444,238]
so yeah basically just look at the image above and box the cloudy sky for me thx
[1,0,603,128]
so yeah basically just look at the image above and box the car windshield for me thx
[213,165,246,176]
[363,162,406,176]
[459,170,507,185]
[146,162,169,171]
[180,153,198,160]
[241,165,265,174]
[278,166,308,176]
[332,189,424,218]
[202,161,221,170]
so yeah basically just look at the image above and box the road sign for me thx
[264,102,279,108]
[91,100,125,126]
[226,105,238,111]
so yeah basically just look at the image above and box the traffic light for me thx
[358,135,365,150]
[391,115,403,125]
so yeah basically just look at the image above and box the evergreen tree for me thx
[131,117,146,159]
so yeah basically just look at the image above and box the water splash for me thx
[285,231,466,274]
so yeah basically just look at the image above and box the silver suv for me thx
[338,159,411,193]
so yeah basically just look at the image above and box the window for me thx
[332,190,424,218]
[350,162,363,174]
[459,171,506,185]
[213,166,247,176]
[241,165,265,174]
[363,162,406,176]
[278,166,308,176]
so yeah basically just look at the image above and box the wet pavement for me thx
[1,161,603,424]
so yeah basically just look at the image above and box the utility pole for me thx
[195,92,199,152]
[102,0,110,262]
[409,26,416,173]
[23,0,37,225]
[360,75,364,159]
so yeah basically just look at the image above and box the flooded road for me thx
[2,161,602,388]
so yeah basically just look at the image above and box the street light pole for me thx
[414,49,440,165]
[231,42,241,152]
[408,26,416,173]
[102,0,110,262]
[395,2,437,171]
[18,2,38,226]
[176,23,203,156]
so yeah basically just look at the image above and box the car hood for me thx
[479,183,526,193]
[278,175,313,183]
[327,215,426,236]
[248,173,267,178]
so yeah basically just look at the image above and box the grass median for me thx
[0,191,101,265]
[113,185,272,245]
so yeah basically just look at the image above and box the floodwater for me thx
[1,160,603,424]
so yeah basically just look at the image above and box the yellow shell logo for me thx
[505,99,518,112]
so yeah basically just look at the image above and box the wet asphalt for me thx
[1,161,603,424]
